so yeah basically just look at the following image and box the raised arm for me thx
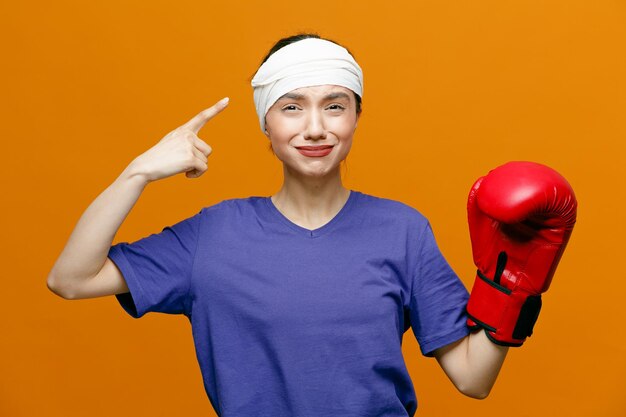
[46,166,148,299]
[434,161,577,399]
[433,331,508,399]
[46,98,229,299]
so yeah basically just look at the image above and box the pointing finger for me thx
[183,97,229,134]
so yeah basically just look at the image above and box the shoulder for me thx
[197,195,267,220]
[355,191,429,227]
[199,195,257,210]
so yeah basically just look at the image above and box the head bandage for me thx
[251,38,363,132]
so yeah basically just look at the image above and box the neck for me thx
[271,165,350,229]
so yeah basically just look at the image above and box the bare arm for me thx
[433,330,509,399]
[46,98,229,299]
[46,165,149,299]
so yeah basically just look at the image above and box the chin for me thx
[285,163,341,179]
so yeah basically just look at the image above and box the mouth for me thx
[295,145,334,150]
[295,145,334,157]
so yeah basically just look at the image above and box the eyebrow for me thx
[278,91,351,101]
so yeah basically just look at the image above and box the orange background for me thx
[2,1,625,416]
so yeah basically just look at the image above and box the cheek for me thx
[266,113,301,137]
[329,116,357,137]
[266,111,357,139]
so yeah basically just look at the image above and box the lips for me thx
[295,145,334,150]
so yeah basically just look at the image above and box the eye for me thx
[282,104,300,111]
[327,104,345,111]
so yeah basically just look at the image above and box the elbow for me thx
[461,388,490,400]
[46,274,75,300]
[457,383,491,400]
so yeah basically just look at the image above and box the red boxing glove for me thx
[466,161,577,346]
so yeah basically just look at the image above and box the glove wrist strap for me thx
[466,270,542,346]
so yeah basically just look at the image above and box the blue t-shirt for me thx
[108,190,469,416]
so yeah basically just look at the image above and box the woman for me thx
[47,33,508,416]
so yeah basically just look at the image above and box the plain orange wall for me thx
[2,0,625,416]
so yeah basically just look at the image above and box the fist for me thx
[465,161,577,346]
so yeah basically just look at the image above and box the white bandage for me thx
[251,38,364,132]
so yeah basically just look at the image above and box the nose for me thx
[303,109,326,140]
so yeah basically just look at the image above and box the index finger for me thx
[182,97,229,134]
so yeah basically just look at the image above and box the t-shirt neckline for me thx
[263,190,358,238]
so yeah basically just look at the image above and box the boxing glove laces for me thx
[465,161,577,346]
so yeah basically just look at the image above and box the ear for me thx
[263,117,270,137]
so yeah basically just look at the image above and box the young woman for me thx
[47,33,509,416]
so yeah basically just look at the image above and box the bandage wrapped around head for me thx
[251,38,364,132]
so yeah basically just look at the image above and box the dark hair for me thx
[257,33,362,116]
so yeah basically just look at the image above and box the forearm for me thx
[462,330,509,397]
[435,330,509,399]
[47,162,149,295]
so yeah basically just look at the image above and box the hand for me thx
[130,97,229,183]
[465,161,577,346]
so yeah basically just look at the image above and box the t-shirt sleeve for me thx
[107,209,203,319]
[410,221,470,357]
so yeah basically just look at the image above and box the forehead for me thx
[277,85,354,100]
